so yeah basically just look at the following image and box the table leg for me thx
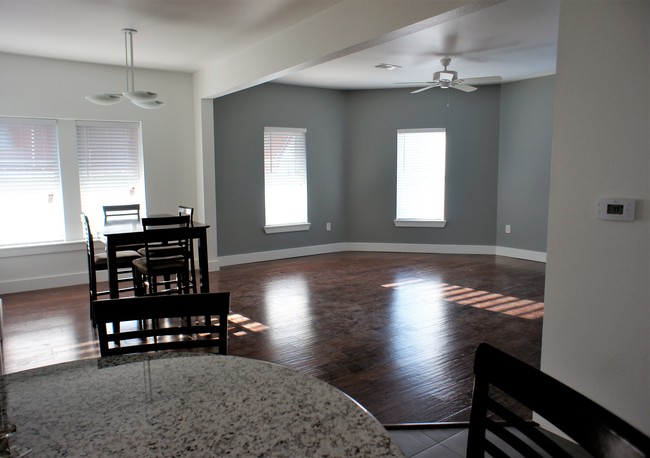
[197,232,210,293]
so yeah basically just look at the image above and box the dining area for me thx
[83,204,211,301]
[0,205,406,456]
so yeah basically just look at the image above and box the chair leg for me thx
[151,275,158,295]
[189,256,197,294]
[90,298,96,327]
[183,269,190,294]
[134,271,143,296]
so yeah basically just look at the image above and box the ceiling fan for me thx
[403,57,501,94]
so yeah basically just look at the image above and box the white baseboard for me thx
[495,246,547,262]
[345,242,496,255]
[1,272,88,295]
[216,243,348,267]
[216,243,545,267]
[0,243,546,294]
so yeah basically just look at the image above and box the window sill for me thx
[0,240,84,258]
[264,223,311,234]
[394,220,447,228]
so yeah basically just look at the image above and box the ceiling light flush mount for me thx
[86,28,164,109]
[375,63,401,71]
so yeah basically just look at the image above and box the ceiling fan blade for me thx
[395,82,433,85]
[453,84,477,92]
[462,76,502,85]
[411,86,436,94]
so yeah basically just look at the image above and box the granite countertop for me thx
[3,353,404,457]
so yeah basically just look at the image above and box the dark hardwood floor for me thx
[0,252,545,424]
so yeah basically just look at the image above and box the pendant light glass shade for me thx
[86,29,164,109]
[85,93,123,105]
[124,90,158,102]
[132,100,165,109]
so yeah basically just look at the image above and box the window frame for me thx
[0,116,146,249]
[76,120,146,230]
[394,127,447,228]
[263,126,310,234]
[0,117,65,246]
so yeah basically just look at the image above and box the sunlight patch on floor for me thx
[382,279,543,319]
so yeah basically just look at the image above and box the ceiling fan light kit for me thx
[86,28,164,109]
[401,57,501,95]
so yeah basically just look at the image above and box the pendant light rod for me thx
[124,28,136,94]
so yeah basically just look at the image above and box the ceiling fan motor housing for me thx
[433,70,463,86]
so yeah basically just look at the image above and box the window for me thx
[0,117,64,245]
[76,121,145,228]
[263,127,310,233]
[0,116,146,248]
[395,128,446,227]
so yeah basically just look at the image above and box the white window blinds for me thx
[396,128,446,221]
[76,120,144,228]
[264,127,308,227]
[0,117,64,245]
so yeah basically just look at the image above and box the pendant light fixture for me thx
[86,28,164,109]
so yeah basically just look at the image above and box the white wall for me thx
[0,53,197,294]
[543,1,649,434]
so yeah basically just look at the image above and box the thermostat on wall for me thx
[598,198,636,221]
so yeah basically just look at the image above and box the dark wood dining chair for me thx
[136,206,197,294]
[132,215,192,295]
[81,214,140,325]
[466,342,650,457]
[103,204,140,222]
[93,292,230,357]
[178,205,194,221]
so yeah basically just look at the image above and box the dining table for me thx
[99,217,210,298]
[1,353,404,457]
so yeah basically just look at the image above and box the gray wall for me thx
[214,80,552,256]
[496,76,555,251]
[345,87,500,244]
[214,84,347,256]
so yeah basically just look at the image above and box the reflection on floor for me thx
[1,252,545,424]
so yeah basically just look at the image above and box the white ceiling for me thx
[0,0,560,92]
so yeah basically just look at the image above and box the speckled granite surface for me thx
[4,354,404,457]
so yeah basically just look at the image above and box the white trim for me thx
[394,220,447,228]
[0,272,88,295]
[397,127,445,134]
[0,241,84,259]
[345,242,496,255]
[0,243,546,294]
[264,223,311,234]
[495,246,547,263]
[264,126,307,134]
[218,243,347,266]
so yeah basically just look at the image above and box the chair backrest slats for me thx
[103,204,140,222]
[467,343,650,458]
[141,215,191,258]
[93,292,229,357]
[178,205,194,220]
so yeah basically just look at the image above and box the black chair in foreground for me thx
[81,214,140,325]
[93,292,230,357]
[467,342,650,457]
